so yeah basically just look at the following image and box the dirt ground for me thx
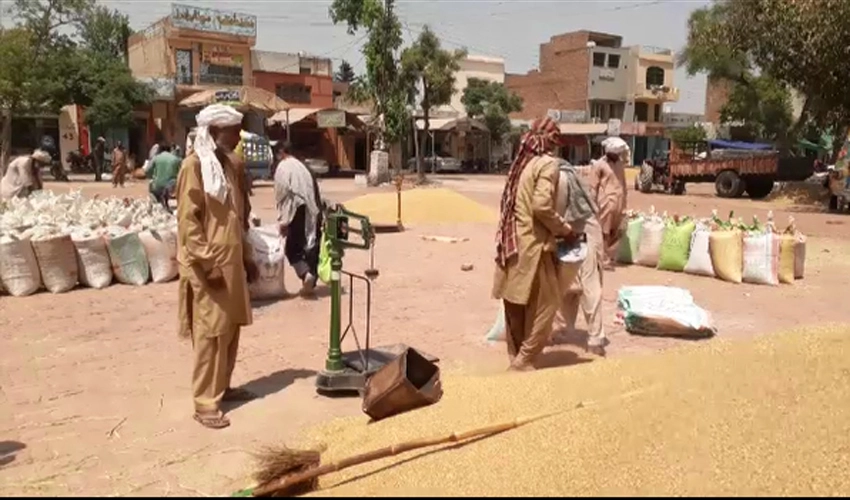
[1,173,848,496]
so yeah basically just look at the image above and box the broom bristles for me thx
[253,446,321,497]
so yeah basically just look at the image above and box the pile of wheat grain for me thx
[299,325,850,496]
[342,188,497,225]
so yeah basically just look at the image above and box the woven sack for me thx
[247,226,287,300]
[72,233,113,289]
[709,230,743,284]
[793,234,806,279]
[657,219,696,272]
[777,234,796,284]
[32,235,79,293]
[0,237,42,296]
[107,232,150,286]
[635,217,665,267]
[616,217,643,264]
[742,232,780,286]
[138,228,178,283]
[684,224,715,277]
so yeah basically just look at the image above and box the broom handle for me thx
[252,412,559,497]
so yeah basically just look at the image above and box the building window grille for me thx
[646,66,665,89]
[276,83,312,104]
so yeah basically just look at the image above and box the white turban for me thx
[602,136,629,155]
[31,149,52,164]
[194,104,244,203]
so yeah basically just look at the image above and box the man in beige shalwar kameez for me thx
[176,104,259,429]
[592,139,628,269]
[493,117,577,372]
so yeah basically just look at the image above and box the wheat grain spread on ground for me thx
[341,188,497,225]
[290,326,850,497]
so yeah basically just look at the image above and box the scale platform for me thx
[315,343,439,395]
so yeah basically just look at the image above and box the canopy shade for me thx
[178,86,290,114]
[415,116,488,132]
[268,107,367,130]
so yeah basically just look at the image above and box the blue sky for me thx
[11,0,712,113]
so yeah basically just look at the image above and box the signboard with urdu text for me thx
[317,109,346,128]
[170,4,257,37]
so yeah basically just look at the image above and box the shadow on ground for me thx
[226,369,317,411]
[0,441,26,467]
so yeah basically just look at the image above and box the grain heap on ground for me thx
[295,326,850,497]
[342,188,497,225]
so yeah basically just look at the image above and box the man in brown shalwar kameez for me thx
[176,104,259,429]
[493,117,576,372]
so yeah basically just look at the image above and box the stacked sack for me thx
[0,190,178,297]
[615,208,807,286]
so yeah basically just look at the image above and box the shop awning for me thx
[268,107,366,130]
[416,116,488,132]
[559,123,608,135]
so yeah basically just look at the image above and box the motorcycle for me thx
[66,150,94,174]
[635,156,686,195]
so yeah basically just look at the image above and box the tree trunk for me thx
[0,110,12,177]
[412,112,420,177]
[419,101,430,184]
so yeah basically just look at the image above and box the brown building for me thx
[251,51,335,109]
[127,4,258,151]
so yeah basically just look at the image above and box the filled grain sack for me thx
[709,230,744,284]
[31,234,79,293]
[657,218,696,272]
[684,222,715,277]
[138,228,178,283]
[0,235,42,296]
[742,231,780,286]
[635,216,665,267]
[783,218,806,279]
[71,232,112,289]
[616,214,644,264]
[107,231,150,286]
[777,234,796,284]
[617,286,715,339]
[247,225,287,300]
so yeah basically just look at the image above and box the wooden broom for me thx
[233,409,568,497]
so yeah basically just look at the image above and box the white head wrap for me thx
[194,104,243,203]
[31,149,52,164]
[602,136,628,155]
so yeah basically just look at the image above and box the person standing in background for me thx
[592,139,628,269]
[146,143,181,209]
[92,137,106,182]
[111,141,128,188]
[492,116,576,372]
[273,141,323,296]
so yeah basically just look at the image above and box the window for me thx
[175,49,193,85]
[592,52,606,67]
[646,66,665,89]
[299,66,312,75]
[276,83,312,104]
[635,102,649,122]
[607,54,620,69]
[654,104,662,122]
[199,63,243,85]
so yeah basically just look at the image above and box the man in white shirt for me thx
[273,141,323,296]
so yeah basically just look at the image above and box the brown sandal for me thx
[193,411,231,429]
[223,387,258,402]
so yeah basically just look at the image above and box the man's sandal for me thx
[193,412,230,429]
[223,387,258,402]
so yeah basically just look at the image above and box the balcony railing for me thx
[634,84,680,102]
[175,73,252,87]
[639,46,673,56]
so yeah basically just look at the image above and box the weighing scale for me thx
[315,203,437,395]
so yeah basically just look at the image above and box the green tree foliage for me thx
[329,0,409,150]
[334,60,357,83]
[721,75,793,143]
[461,78,523,147]
[679,0,850,154]
[668,125,708,147]
[400,25,466,180]
[0,0,151,169]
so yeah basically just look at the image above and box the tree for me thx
[329,0,410,160]
[334,60,356,83]
[720,74,793,143]
[400,26,466,181]
[679,0,850,156]
[461,78,523,154]
[668,125,708,147]
[0,0,150,170]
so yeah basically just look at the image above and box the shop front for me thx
[268,108,368,172]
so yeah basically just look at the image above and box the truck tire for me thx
[671,180,686,195]
[745,178,775,200]
[829,195,839,212]
[715,170,745,198]
[638,163,653,193]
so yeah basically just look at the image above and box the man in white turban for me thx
[0,149,51,200]
[175,103,260,429]
[594,137,629,268]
